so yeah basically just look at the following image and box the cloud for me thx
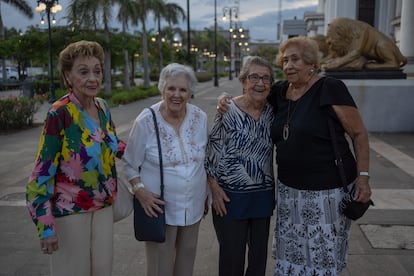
[1,0,317,41]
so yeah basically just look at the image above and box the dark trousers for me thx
[212,212,271,276]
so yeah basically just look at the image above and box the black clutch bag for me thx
[133,198,166,242]
[339,185,374,220]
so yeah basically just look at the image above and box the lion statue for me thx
[319,17,407,70]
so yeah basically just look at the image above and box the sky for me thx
[1,0,317,42]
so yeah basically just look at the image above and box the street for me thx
[0,78,413,276]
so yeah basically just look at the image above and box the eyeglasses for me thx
[247,74,272,84]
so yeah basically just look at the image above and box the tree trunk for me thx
[103,27,112,96]
[157,16,163,74]
[123,48,131,90]
[141,19,150,88]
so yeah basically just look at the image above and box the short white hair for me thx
[158,63,198,95]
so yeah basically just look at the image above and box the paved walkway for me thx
[0,79,413,275]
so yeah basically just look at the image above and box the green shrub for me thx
[0,79,21,91]
[150,68,159,81]
[54,88,67,100]
[0,85,160,132]
[196,72,213,82]
[33,79,61,95]
[111,85,159,105]
[0,97,38,133]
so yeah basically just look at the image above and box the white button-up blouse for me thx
[123,101,208,226]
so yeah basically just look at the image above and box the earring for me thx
[309,68,315,76]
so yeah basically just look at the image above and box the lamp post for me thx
[234,26,245,77]
[222,6,238,80]
[214,0,218,87]
[186,0,192,66]
[35,0,62,103]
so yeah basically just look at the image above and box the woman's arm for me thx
[205,110,232,216]
[27,111,63,240]
[123,111,165,217]
[332,105,372,203]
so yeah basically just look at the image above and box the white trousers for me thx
[50,206,114,276]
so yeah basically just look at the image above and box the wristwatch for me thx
[359,171,370,177]
[131,182,145,193]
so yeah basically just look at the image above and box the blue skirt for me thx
[272,180,352,276]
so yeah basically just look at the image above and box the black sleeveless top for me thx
[269,77,357,190]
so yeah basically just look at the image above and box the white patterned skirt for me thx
[272,180,352,276]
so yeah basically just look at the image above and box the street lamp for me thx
[35,0,62,103]
[233,26,246,77]
[222,6,238,80]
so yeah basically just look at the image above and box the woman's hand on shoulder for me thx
[216,92,232,115]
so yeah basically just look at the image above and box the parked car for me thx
[0,66,19,80]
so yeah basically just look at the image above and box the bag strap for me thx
[321,78,349,193]
[148,107,164,200]
[327,109,350,193]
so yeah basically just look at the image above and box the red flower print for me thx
[75,190,94,210]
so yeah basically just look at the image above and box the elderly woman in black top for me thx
[269,36,371,276]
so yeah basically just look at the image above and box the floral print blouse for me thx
[26,93,120,239]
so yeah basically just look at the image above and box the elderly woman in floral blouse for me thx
[123,63,209,276]
[26,40,124,276]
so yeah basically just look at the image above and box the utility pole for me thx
[186,0,192,66]
[214,0,219,87]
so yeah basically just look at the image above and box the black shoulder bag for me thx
[327,109,374,220]
[133,107,166,242]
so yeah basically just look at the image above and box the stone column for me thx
[400,0,414,77]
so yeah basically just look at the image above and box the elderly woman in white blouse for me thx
[123,63,209,276]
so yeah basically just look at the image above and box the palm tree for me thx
[66,0,114,96]
[152,0,185,73]
[130,0,151,88]
[116,0,139,90]
[0,0,33,80]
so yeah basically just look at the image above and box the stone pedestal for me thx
[324,69,407,79]
[402,57,414,79]
[343,79,414,132]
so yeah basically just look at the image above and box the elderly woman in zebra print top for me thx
[205,56,276,276]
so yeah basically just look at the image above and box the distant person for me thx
[206,56,275,276]
[26,40,124,276]
[123,63,209,276]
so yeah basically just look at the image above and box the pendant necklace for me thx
[283,90,303,141]
[283,100,300,141]
[283,74,315,140]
